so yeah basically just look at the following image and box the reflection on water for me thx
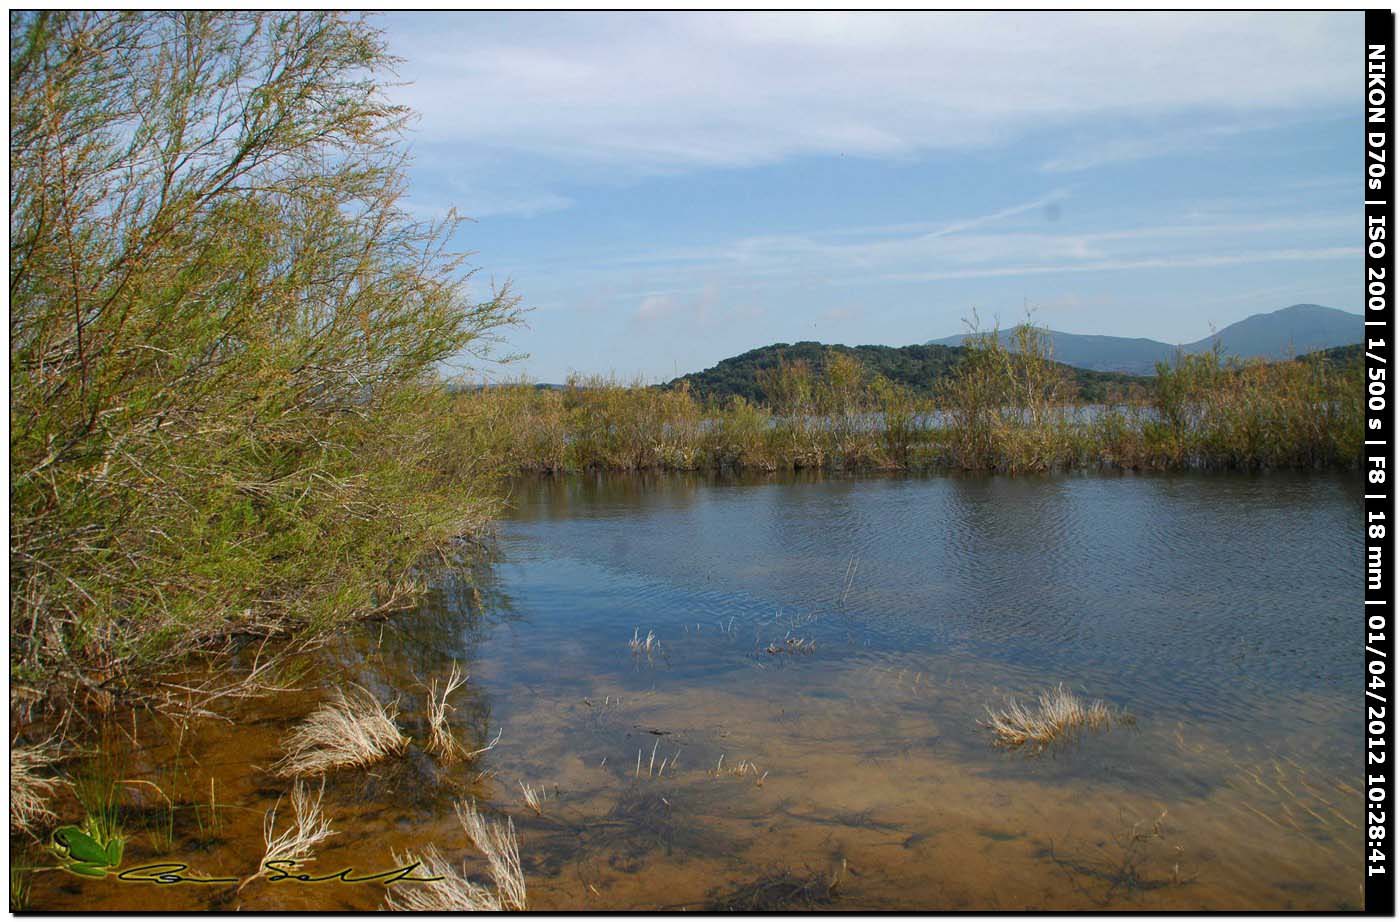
[26,471,1362,910]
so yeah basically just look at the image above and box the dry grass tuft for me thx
[10,741,60,834]
[454,799,527,910]
[628,628,659,655]
[426,662,468,762]
[276,685,408,777]
[631,740,682,781]
[252,779,336,887]
[386,844,505,911]
[710,753,767,785]
[519,781,544,816]
[983,684,1124,752]
[765,635,816,656]
[464,727,503,762]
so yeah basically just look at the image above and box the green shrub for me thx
[10,12,520,690]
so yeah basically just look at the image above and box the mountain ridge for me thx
[926,303,1361,374]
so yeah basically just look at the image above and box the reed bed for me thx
[450,331,1361,476]
[983,684,1126,752]
[276,686,409,777]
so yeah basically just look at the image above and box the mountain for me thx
[1183,304,1361,359]
[666,341,1146,404]
[927,304,1362,375]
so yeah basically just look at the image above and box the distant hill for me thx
[666,341,1145,405]
[927,304,1362,375]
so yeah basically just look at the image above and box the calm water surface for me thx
[30,471,1362,910]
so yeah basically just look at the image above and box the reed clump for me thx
[983,684,1127,752]
[519,781,544,816]
[10,742,60,835]
[425,663,469,762]
[385,800,527,911]
[254,780,336,885]
[629,628,660,655]
[385,844,505,911]
[453,800,528,910]
[765,636,816,656]
[276,686,409,777]
[710,753,767,785]
[633,740,682,780]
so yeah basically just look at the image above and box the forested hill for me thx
[665,341,1147,404]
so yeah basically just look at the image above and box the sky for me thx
[382,11,1363,383]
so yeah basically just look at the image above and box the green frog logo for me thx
[49,824,124,878]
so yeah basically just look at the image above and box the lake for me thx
[29,470,1362,910]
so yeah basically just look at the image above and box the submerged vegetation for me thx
[707,864,845,911]
[453,327,1361,477]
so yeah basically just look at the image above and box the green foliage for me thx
[10,12,520,690]
[1146,346,1362,469]
[10,860,33,911]
[871,376,920,468]
[938,322,1077,471]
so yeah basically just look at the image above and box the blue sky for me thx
[382,12,1361,383]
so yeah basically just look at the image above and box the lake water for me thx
[27,470,1363,910]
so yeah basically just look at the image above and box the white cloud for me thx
[385,12,1357,172]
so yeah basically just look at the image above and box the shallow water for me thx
[24,470,1364,910]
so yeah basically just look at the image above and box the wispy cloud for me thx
[597,206,1354,289]
[884,247,1357,283]
[387,12,1356,173]
[1039,123,1264,174]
